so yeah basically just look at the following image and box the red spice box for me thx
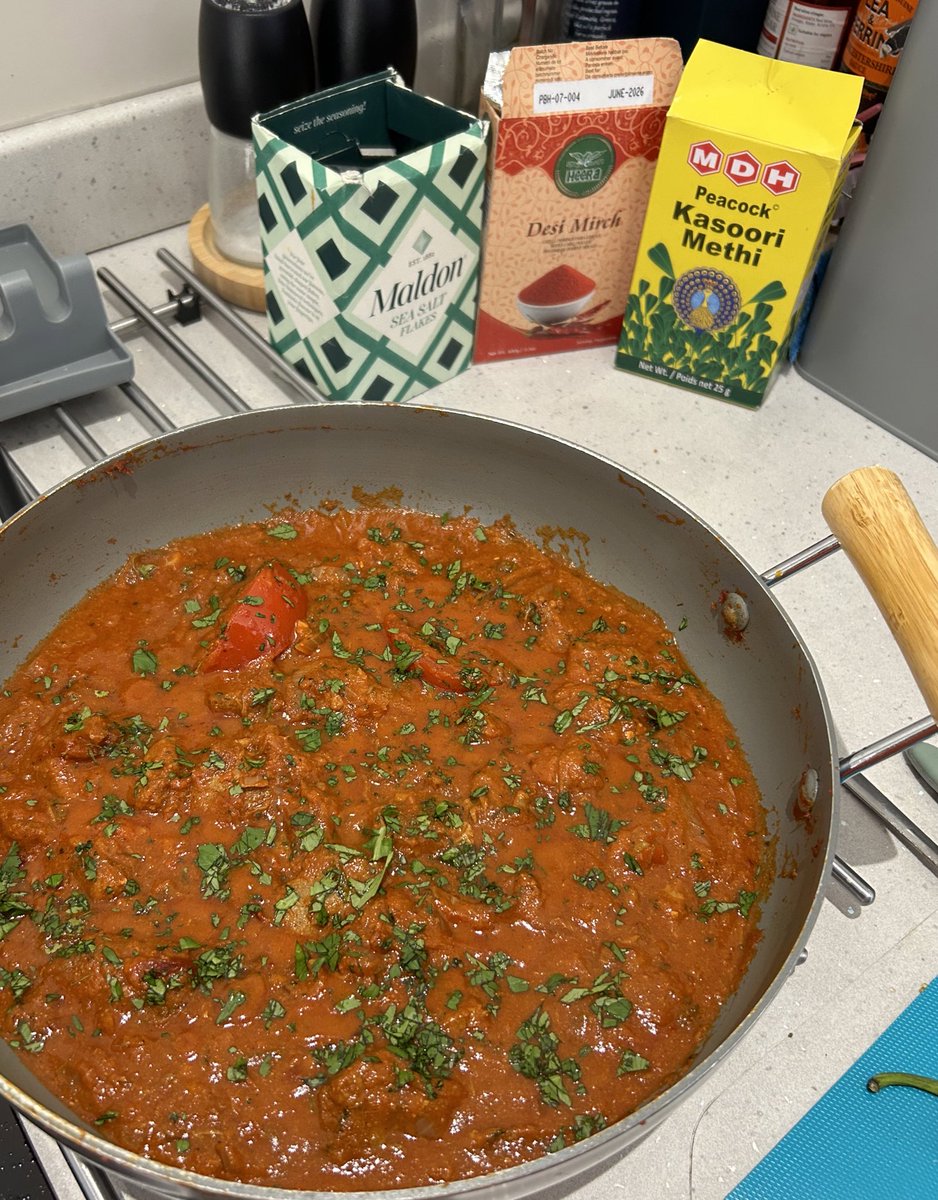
[473,38,683,363]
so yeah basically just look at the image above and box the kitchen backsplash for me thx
[0,84,209,258]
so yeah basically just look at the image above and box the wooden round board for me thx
[187,204,266,313]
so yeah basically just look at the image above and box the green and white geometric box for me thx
[253,73,487,403]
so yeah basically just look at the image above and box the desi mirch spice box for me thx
[473,38,683,363]
[615,40,861,407]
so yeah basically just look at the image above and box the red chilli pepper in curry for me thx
[0,507,767,1191]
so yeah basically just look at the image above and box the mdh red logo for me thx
[687,140,800,196]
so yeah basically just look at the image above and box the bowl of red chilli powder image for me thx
[516,263,596,326]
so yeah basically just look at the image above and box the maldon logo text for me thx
[369,256,465,317]
[687,140,800,196]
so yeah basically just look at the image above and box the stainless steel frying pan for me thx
[0,404,934,1200]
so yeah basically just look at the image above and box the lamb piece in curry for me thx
[0,506,767,1190]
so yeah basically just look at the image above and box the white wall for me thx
[1,0,543,134]
[1,1,200,132]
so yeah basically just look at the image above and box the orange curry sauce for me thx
[0,507,766,1190]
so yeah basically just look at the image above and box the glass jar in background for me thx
[758,0,857,70]
[205,126,266,267]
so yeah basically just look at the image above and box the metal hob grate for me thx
[0,244,936,1200]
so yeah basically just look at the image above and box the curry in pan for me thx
[0,506,766,1189]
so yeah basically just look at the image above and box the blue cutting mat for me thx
[728,976,938,1200]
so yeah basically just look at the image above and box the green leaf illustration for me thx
[647,243,675,279]
[747,281,787,305]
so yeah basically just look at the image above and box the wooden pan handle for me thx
[822,466,938,722]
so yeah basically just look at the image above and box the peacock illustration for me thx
[672,268,741,332]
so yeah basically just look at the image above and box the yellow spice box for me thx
[615,40,862,407]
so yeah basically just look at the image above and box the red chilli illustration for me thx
[516,264,607,338]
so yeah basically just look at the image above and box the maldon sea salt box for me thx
[253,71,487,402]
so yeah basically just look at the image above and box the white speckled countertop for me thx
[2,85,938,1200]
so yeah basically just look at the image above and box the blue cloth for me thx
[728,976,938,1200]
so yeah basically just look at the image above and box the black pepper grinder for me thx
[199,0,317,268]
[314,0,418,90]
